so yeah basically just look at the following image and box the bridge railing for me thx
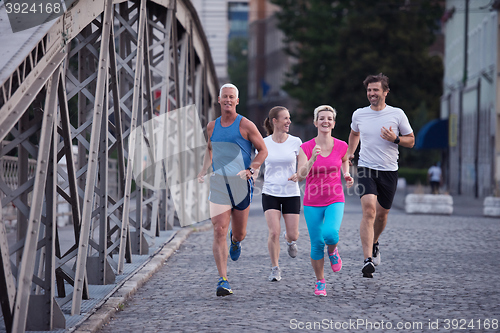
[0,0,219,331]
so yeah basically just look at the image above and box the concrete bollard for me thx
[405,194,453,215]
[483,197,500,217]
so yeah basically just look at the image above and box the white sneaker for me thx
[283,232,298,258]
[268,266,281,281]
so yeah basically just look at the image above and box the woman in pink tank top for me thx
[290,105,354,296]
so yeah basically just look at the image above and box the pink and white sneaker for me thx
[329,248,342,272]
[314,279,327,296]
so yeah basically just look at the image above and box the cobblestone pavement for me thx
[97,192,500,333]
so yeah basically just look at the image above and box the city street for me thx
[93,188,500,333]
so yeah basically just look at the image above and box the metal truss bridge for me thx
[0,0,218,331]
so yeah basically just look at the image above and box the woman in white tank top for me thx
[260,106,302,282]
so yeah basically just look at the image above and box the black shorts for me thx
[357,167,398,210]
[209,174,253,210]
[261,193,301,214]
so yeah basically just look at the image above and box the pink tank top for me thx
[301,138,348,206]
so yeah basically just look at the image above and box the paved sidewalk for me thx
[87,190,499,333]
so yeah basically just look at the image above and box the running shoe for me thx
[283,232,298,258]
[362,257,375,278]
[229,230,241,261]
[328,248,342,272]
[268,266,281,282]
[314,279,327,296]
[216,277,233,296]
[372,242,381,266]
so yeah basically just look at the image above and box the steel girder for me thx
[0,0,218,331]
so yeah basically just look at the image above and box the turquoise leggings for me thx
[303,202,345,261]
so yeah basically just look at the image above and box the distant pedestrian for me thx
[260,106,302,282]
[427,162,442,194]
[346,73,414,278]
[197,83,268,296]
[292,105,353,296]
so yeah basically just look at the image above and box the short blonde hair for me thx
[313,105,336,122]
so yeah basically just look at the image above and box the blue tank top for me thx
[210,114,252,177]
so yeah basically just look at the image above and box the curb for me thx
[72,221,213,333]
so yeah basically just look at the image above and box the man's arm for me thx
[197,121,214,183]
[381,126,414,148]
[347,129,360,164]
[398,132,415,148]
[341,152,354,188]
[242,118,268,168]
[240,118,268,179]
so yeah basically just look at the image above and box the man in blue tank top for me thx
[198,83,268,296]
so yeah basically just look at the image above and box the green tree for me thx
[228,36,249,117]
[271,0,444,167]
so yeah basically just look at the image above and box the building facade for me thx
[191,0,249,85]
[247,0,304,136]
[440,0,499,196]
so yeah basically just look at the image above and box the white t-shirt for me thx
[428,166,442,182]
[351,105,413,171]
[262,135,302,197]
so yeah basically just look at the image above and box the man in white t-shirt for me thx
[347,73,415,278]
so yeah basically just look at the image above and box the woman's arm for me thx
[291,146,320,183]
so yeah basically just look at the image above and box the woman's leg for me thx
[310,258,325,280]
[265,209,282,267]
[323,202,345,254]
[283,213,299,242]
[303,205,326,280]
[282,196,301,242]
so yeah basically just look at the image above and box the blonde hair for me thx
[313,105,336,122]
